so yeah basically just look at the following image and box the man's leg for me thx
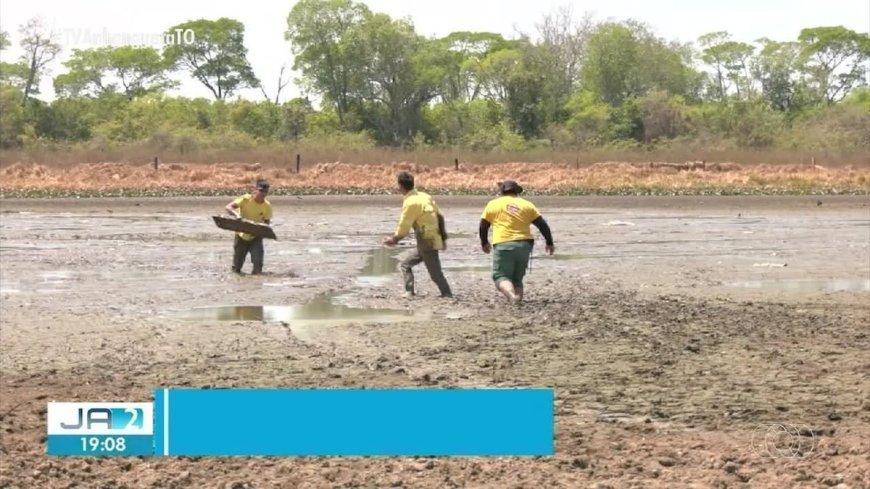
[491,243,519,302]
[421,250,452,297]
[496,279,519,302]
[250,238,265,274]
[232,236,248,273]
[399,248,423,295]
[510,241,532,303]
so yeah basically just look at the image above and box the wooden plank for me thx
[212,215,277,240]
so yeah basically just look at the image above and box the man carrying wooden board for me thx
[225,179,273,275]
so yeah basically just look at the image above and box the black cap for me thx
[498,180,523,195]
[255,179,270,192]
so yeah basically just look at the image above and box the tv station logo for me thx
[48,402,153,435]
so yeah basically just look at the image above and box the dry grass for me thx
[1,160,868,197]
[1,145,868,170]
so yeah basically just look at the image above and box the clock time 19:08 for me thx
[81,436,127,452]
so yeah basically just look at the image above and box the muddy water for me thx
[729,278,870,292]
[170,294,414,323]
[1,200,867,303]
[356,246,400,286]
[170,244,416,323]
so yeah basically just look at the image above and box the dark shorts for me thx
[491,240,532,286]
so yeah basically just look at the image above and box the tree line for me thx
[0,0,868,154]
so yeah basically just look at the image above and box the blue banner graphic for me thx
[47,389,554,456]
[154,388,553,456]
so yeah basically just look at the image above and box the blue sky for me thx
[1,0,868,102]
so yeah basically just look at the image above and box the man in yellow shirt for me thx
[383,172,453,298]
[225,179,273,275]
[479,180,554,304]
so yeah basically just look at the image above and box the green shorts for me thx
[491,240,532,286]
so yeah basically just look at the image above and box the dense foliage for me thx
[0,5,867,156]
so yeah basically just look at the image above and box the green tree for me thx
[798,26,870,104]
[228,100,280,140]
[470,37,580,138]
[279,97,314,140]
[581,21,698,106]
[751,39,808,112]
[32,97,103,141]
[607,97,643,142]
[0,31,29,89]
[637,90,692,142]
[534,6,593,94]
[351,14,442,144]
[92,93,167,141]
[54,46,176,99]
[699,101,784,148]
[285,0,370,128]
[422,98,503,145]
[516,39,578,135]
[164,18,259,100]
[476,47,523,103]
[698,31,755,101]
[502,44,548,138]
[435,31,507,102]
[162,97,218,129]
[0,85,26,147]
[17,17,61,104]
[564,90,610,146]
[473,40,551,138]
[787,93,870,151]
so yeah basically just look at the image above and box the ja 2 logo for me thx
[60,408,144,431]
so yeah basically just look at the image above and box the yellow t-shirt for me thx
[481,196,541,245]
[394,190,444,251]
[233,193,273,241]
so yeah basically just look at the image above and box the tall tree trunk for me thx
[21,53,38,106]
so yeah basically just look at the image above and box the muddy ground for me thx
[0,195,868,489]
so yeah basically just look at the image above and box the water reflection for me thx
[172,294,414,322]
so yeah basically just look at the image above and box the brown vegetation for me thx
[1,160,868,196]
[1,145,868,170]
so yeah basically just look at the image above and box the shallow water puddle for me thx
[729,278,870,292]
[355,247,399,286]
[172,293,414,323]
[0,281,21,294]
[171,246,419,323]
[361,246,398,276]
[40,270,76,284]
[0,243,69,252]
[34,269,192,283]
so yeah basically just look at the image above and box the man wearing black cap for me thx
[225,179,273,274]
[479,180,554,304]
